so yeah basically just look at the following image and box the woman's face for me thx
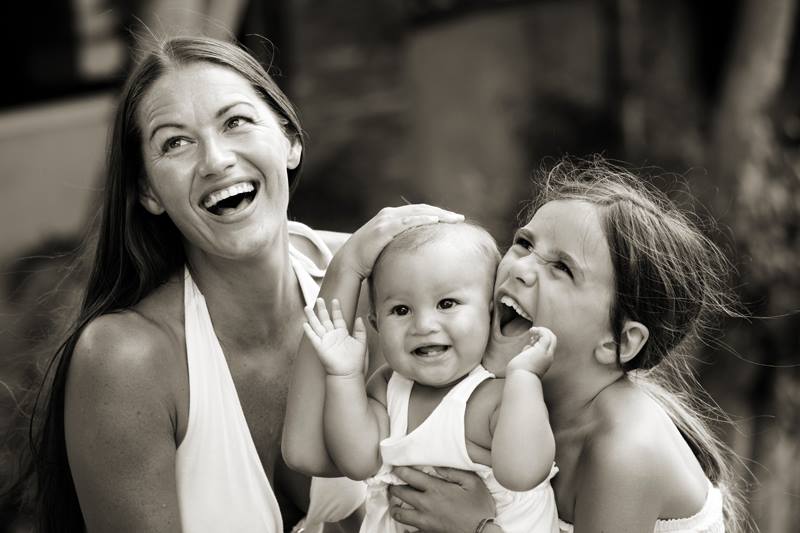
[137,62,301,260]
[490,200,616,375]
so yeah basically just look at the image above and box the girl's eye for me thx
[391,305,410,316]
[437,298,458,310]
[162,137,190,153]
[513,236,533,251]
[552,261,573,278]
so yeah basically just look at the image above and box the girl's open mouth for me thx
[498,295,533,336]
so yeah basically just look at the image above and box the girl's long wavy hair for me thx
[526,156,748,532]
[28,36,305,532]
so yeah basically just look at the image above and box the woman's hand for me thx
[335,205,463,279]
[387,466,496,533]
[505,326,556,378]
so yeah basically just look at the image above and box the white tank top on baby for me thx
[175,221,366,532]
[362,365,559,533]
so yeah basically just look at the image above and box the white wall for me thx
[0,93,115,266]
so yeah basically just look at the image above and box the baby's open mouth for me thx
[498,296,533,336]
[202,181,258,216]
[412,344,450,357]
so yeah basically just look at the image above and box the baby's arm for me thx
[304,299,388,480]
[490,327,556,491]
[283,205,462,476]
[283,256,364,477]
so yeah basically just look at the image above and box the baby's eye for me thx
[390,305,410,316]
[162,137,191,153]
[437,298,458,310]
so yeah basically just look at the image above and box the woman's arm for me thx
[283,205,463,476]
[64,314,183,532]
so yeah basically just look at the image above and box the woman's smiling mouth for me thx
[201,181,258,216]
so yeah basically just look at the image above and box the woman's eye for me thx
[437,299,457,310]
[391,305,410,316]
[162,137,190,153]
[226,116,251,129]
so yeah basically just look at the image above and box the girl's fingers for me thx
[394,204,464,222]
[389,505,425,530]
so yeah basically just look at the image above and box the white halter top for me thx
[175,221,365,532]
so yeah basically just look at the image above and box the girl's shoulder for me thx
[578,381,707,508]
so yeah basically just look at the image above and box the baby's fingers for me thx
[302,322,323,352]
[329,299,348,330]
[353,316,367,345]
[303,305,326,337]
[314,298,334,330]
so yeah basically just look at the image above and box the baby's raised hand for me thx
[505,327,557,378]
[303,298,367,377]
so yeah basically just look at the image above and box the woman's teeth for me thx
[202,182,256,215]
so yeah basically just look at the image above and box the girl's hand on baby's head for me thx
[303,298,368,378]
[336,204,463,279]
[505,326,557,378]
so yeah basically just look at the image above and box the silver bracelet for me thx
[475,517,495,533]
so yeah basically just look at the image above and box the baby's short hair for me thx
[369,221,501,305]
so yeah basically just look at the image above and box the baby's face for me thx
[372,241,493,387]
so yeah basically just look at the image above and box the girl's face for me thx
[490,200,616,375]
[137,62,301,261]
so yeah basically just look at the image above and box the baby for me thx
[302,222,559,533]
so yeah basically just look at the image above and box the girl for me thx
[387,158,746,533]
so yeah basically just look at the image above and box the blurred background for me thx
[1,0,798,531]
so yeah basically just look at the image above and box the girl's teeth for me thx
[500,296,532,321]
[203,182,254,208]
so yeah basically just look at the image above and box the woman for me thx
[383,160,747,532]
[30,36,455,533]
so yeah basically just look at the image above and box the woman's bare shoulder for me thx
[70,278,185,400]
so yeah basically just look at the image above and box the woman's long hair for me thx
[527,156,749,532]
[29,36,305,532]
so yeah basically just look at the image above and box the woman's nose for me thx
[198,136,236,178]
